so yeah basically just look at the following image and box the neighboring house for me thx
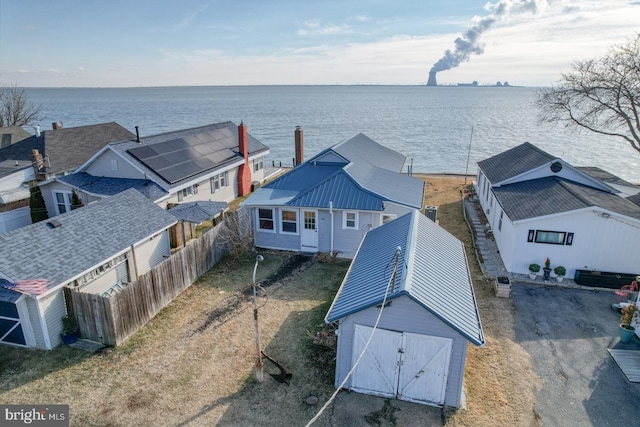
[0,125,32,149]
[0,122,135,232]
[476,142,640,278]
[0,160,35,234]
[325,210,485,408]
[0,188,177,349]
[242,133,425,257]
[41,122,273,217]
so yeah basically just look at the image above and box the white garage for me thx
[325,210,485,408]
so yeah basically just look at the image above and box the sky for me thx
[0,0,638,87]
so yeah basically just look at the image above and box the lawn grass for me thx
[0,175,540,426]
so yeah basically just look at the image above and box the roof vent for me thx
[46,220,62,229]
[550,161,562,173]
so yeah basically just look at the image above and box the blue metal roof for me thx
[325,210,485,346]
[245,133,424,211]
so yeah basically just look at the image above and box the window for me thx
[343,211,358,229]
[258,208,275,231]
[54,191,72,215]
[535,230,566,245]
[210,171,229,193]
[281,210,297,234]
[382,214,396,225]
[177,184,198,201]
[253,156,264,172]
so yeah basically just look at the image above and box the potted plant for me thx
[554,265,566,283]
[543,258,552,281]
[61,315,79,345]
[528,263,540,280]
[619,303,637,343]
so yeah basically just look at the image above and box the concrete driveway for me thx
[512,283,640,426]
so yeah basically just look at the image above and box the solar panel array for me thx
[128,129,239,184]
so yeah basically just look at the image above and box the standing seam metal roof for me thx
[325,210,485,346]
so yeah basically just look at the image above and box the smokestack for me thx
[294,126,304,165]
[31,149,46,181]
[35,125,40,137]
[135,126,140,143]
[236,122,252,196]
[427,71,438,87]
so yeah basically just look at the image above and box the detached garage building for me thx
[325,210,485,408]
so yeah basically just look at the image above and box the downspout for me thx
[130,244,139,279]
[329,201,334,256]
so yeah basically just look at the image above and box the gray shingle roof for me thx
[168,201,228,224]
[493,176,640,221]
[0,188,177,293]
[325,210,485,346]
[577,166,637,188]
[478,142,556,184]
[111,122,269,188]
[0,122,135,176]
[57,172,168,201]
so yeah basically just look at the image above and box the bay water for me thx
[24,85,640,183]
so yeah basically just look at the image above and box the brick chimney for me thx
[32,149,46,181]
[295,126,304,165]
[236,122,252,196]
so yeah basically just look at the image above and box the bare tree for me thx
[537,34,640,154]
[0,83,42,127]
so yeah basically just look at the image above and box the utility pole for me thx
[252,255,265,382]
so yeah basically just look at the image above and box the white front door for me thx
[301,210,318,251]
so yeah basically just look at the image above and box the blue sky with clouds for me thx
[1,0,638,87]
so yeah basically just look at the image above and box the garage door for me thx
[350,325,452,406]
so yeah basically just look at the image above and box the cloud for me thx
[297,20,353,36]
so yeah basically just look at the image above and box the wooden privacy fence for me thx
[66,208,252,346]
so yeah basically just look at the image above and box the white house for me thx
[325,210,485,408]
[0,160,35,234]
[0,189,177,349]
[41,122,275,216]
[242,133,425,257]
[476,142,640,279]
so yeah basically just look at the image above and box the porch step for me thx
[69,338,106,353]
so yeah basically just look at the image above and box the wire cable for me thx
[305,246,402,426]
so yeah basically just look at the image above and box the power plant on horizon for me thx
[426,70,511,87]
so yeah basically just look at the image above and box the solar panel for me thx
[127,127,243,184]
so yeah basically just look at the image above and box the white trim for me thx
[16,296,35,348]
[35,297,52,350]
[343,211,359,230]
[170,159,245,194]
[280,208,299,235]
[257,207,276,233]
[53,190,72,215]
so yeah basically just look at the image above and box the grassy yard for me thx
[0,176,540,426]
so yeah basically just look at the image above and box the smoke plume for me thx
[430,0,547,73]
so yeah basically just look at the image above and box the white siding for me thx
[39,289,68,349]
[133,231,171,276]
[382,202,416,221]
[507,210,640,277]
[85,150,144,179]
[0,206,31,234]
[335,296,469,408]
[25,297,45,349]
